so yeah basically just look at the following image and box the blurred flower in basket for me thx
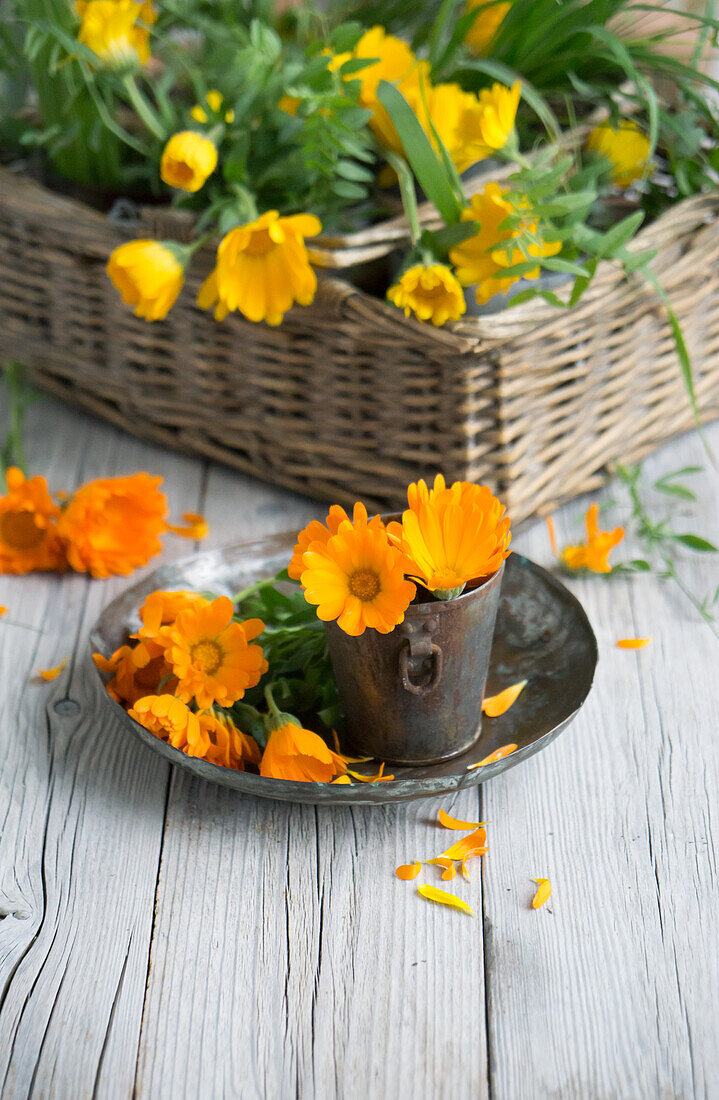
[106,240,188,321]
[0,468,67,574]
[454,81,521,167]
[388,263,466,326]
[586,119,652,186]
[198,211,322,325]
[76,0,155,66]
[191,89,235,125]
[464,0,512,55]
[450,182,561,304]
[160,131,218,192]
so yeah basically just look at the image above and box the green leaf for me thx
[422,221,479,253]
[376,81,462,225]
[672,534,718,552]
[539,256,590,278]
[595,211,645,259]
[653,482,696,501]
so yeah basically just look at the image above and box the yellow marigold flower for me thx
[388,263,466,326]
[453,81,521,168]
[352,26,417,109]
[199,710,261,770]
[278,94,302,116]
[161,131,218,192]
[562,504,624,573]
[191,89,234,125]
[129,694,211,758]
[57,473,168,577]
[0,467,67,574]
[449,182,561,304]
[106,239,185,321]
[260,721,347,782]
[586,119,652,186]
[301,502,415,636]
[287,504,385,581]
[388,477,511,597]
[167,596,267,709]
[197,210,322,326]
[465,0,511,55]
[77,0,151,66]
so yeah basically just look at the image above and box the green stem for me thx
[231,576,278,606]
[121,74,166,140]
[385,152,422,246]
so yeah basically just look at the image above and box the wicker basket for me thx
[1,164,718,521]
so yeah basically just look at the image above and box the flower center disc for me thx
[348,569,381,602]
[190,639,223,675]
[0,509,46,550]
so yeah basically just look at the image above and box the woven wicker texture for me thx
[1,165,718,520]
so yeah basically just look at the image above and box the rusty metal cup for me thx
[324,562,505,766]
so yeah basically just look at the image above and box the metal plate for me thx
[89,533,598,805]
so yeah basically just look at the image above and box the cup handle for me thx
[399,641,443,695]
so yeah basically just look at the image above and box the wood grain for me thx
[1,384,718,1099]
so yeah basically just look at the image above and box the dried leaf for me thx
[532,878,551,909]
[438,808,484,830]
[616,637,651,649]
[395,861,421,880]
[427,857,457,881]
[467,744,518,770]
[418,884,474,915]
[482,681,527,717]
[38,659,68,682]
[441,827,487,861]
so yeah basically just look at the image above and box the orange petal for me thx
[441,826,487,860]
[165,512,209,539]
[482,681,527,717]
[438,808,484,830]
[546,515,558,556]
[532,877,551,908]
[347,768,395,783]
[418,884,474,915]
[38,659,68,681]
[427,856,457,881]
[0,606,7,617]
[467,744,518,770]
[395,861,421,880]
[616,637,651,649]
[331,775,352,784]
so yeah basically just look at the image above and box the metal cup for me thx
[325,562,504,766]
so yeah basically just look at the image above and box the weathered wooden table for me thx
[1,387,717,1100]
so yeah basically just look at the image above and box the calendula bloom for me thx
[562,503,624,573]
[260,720,347,782]
[191,89,235,124]
[586,120,651,186]
[453,81,521,168]
[168,596,267,709]
[57,472,167,577]
[465,0,511,54]
[129,694,210,757]
[388,478,511,597]
[197,211,322,326]
[77,0,151,66]
[287,504,385,581]
[352,26,416,110]
[161,131,218,193]
[0,467,67,574]
[198,710,261,770]
[136,589,209,637]
[94,640,175,705]
[450,182,561,304]
[106,240,185,321]
[301,503,416,636]
[387,264,466,326]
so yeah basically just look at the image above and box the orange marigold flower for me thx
[0,467,67,574]
[94,640,175,705]
[562,504,624,574]
[465,0,511,55]
[301,503,415,636]
[129,694,210,757]
[198,710,261,770]
[57,473,168,578]
[287,503,385,581]
[388,476,510,598]
[168,596,267,709]
[260,721,347,782]
[136,589,210,637]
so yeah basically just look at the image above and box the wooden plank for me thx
[481,424,719,1100]
[0,388,205,1099]
[134,467,490,1099]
